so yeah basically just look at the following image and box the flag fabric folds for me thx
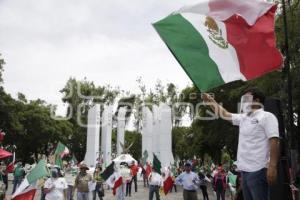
[153,0,282,91]
[0,148,12,159]
[54,142,69,168]
[153,154,162,175]
[6,161,14,173]
[110,173,123,195]
[102,162,123,195]
[101,162,115,181]
[12,159,50,199]
[11,186,36,200]
[163,176,174,195]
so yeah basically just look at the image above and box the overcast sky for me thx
[0,0,201,115]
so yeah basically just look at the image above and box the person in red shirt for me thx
[130,161,139,193]
[213,166,227,200]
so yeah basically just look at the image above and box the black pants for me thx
[126,180,132,196]
[170,184,177,192]
[183,190,198,200]
[2,175,7,190]
[93,183,104,200]
[216,189,225,200]
[132,175,138,192]
[200,185,209,200]
[143,176,149,187]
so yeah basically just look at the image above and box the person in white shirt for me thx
[202,88,279,200]
[148,168,163,200]
[175,162,200,200]
[64,165,77,200]
[44,168,68,200]
[116,162,132,200]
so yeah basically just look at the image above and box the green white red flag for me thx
[163,176,174,195]
[54,142,69,168]
[11,186,36,200]
[12,159,50,199]
[153,0,283,91]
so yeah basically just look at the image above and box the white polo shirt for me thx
[44,177,68,200]
[148,172,163,186]
[232,109,279,172]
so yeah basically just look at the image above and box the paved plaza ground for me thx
[6,179,231,200]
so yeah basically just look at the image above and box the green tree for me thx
[0,54,4,84]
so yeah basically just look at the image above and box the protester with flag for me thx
[175,162,200,200]
[12,161,25,194]
[93,164,104,200]
[148,167,163,200]
[74,163,92,200]
[148,154,163,200]
[118,162,131,199]
[202,88,279,200]
[12,159,50,200]
[44,168,68,200]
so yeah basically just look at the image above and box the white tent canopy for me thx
[113,154,137,165]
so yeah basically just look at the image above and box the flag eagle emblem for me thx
[205,16,228,49]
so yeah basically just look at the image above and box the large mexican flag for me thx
[153,0,283,91]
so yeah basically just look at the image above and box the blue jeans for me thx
[67,185,73,200]
[77,192,89,200]
[117,184,125,200]
[149,185,160,200]
[12,176,23,194]
[241,168,269,200]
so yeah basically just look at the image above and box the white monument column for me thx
[117,107,126,155]
[159,103,174,167]
[101,105,113,167]
[84,104,101,168]
[142,106,153,162]
[152,105,160,159]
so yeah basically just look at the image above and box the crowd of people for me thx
[0,88,299,200]
[0,155,299,200]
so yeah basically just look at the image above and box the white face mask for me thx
[240,94,253,113]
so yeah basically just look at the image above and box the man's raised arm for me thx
[201,93,233,120]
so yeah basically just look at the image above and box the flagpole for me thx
[280,0,296,199]
[281,0,295,150]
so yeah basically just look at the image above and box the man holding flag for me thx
[202,88,279,200]
[148,167,163,200]
[154,0,282,199]
[148,154,163,200]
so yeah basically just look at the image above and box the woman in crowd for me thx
[93,164,104,200]
[44,168,68,200]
